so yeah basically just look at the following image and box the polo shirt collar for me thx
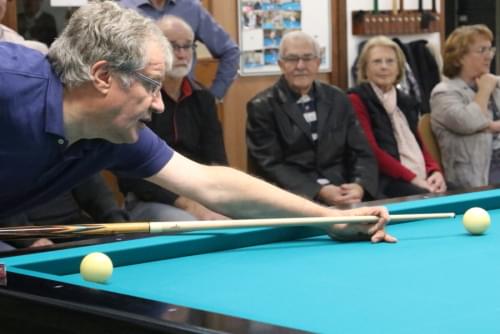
[180,77,193,100]
[44,73,68,146]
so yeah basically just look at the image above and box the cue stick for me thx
[0,213,455,239]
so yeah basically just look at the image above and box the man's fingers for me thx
[370,230,398,243]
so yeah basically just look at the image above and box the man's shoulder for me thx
[174,0,203,8]
[316,81,345,95]
[314,81,349,104]
[190,80,211,93]
[248,83,281,106]
[0,42,51,78]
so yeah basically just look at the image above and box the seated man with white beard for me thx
[119,15,229,221]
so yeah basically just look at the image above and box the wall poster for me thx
[238,0,332,76]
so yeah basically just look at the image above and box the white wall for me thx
[346,0,441,87]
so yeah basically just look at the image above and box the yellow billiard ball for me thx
[462,207,491,235]
[80,252,113,283]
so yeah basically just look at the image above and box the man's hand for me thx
[324,206,397,243]
[29,238,54,248]
[338,183,364,204]
[318,183,364,206]
[174,196,228,220]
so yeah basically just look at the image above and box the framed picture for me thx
[238,0,332,76]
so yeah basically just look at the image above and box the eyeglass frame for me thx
[472,46,496,56]
[280,53,319,64]
[133,71,162,97]
[170,41,197,53]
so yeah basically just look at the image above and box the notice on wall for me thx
[239,0,331,76]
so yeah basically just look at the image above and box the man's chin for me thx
[108,129,140,145]
[169,67,190,78]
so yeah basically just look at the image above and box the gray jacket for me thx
[430,77,500,188]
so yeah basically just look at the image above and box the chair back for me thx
[418,113,442,168]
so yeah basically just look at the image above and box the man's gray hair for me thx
[279,31,321,58]
[48,1,172,88]
[156,15,194,41]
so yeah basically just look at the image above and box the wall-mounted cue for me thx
[0,213,455,239]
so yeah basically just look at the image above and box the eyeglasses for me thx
[369,58,397,66]
[170,42,196,53]
[134,72,162,97]
[280,54,318,64]
[473,46,496,56]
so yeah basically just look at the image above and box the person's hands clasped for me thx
[411,176,433,192]
[318,183,364,206]
[426,171,447,193]
[324,206,397,243]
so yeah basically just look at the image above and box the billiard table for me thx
[1,188,500,333]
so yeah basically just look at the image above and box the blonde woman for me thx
[349,36,446,198]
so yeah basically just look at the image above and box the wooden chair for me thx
[418,113,442,168]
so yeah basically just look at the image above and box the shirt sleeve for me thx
[110,127,174,178]
[193,5,240,98]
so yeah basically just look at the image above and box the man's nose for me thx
[151,94,164,114]
[296,59,307,69]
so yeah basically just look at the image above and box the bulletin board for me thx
[238,0,332,76]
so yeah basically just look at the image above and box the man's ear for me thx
[278,59,285,72]
[90,60,112,94]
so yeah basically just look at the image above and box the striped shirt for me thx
[296,94,318,141]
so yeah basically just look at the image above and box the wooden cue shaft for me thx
[0,213,455,239]
[149,213,455,233]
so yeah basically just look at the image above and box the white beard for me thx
[168,63,192,78]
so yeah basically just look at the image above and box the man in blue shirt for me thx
[0,0,131,252]
[119,0,239,99]
[0,1,395,244]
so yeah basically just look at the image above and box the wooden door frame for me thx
[330,0,348,89]
[1,0,17,30]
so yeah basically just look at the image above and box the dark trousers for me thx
[381,180,429,198]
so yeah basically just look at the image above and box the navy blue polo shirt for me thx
[0,42,173,217]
